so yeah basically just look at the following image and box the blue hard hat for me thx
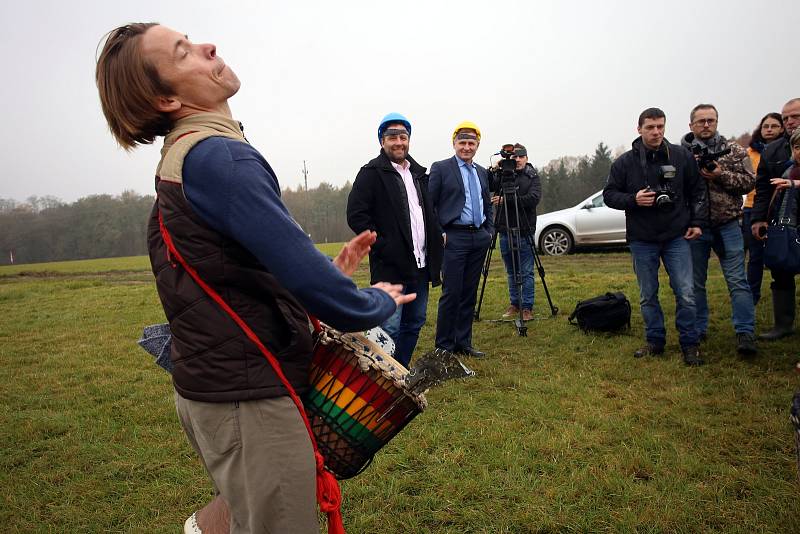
[378,112,411,143]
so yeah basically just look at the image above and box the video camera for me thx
[495,143,518,177]
[646,165,677,212]
[685,133,731,172]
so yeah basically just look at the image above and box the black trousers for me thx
[770,268,796,291]
[435,226,492,351]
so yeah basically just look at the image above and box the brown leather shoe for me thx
[502,305,520,319]
[522,309,533,321]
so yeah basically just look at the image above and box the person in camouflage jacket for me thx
[681,104,757,356]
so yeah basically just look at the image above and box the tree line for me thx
[0,143,615,265]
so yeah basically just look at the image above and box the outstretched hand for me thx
[372,282,416,307]
[333,230,376,277]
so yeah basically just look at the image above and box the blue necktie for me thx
[466,165,482,227]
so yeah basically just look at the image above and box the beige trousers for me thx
[175,391,319,534]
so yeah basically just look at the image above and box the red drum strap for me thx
[157,209,344,534]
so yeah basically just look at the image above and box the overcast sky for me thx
[1,0,797,202]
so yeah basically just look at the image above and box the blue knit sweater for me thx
[182,136,395,332]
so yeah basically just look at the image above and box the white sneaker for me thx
[184,512,202,534]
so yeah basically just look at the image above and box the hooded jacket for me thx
[603,137,708,243]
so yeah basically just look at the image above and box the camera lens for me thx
[655,194,675,212]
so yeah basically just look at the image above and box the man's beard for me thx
[388,148,407,163]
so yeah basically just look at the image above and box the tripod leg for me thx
[474,222,499,321]
[504,189,527,336]
[526,233,558,316]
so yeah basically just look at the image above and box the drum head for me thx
[361,326,395,358]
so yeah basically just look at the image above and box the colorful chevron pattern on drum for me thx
[304,329,426,480]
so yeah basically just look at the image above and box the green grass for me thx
[1,250,799,533]
[0,255,152,276]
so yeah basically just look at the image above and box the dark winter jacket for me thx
[603,137,708,243]
[752,134,797,223]
[490,163,541,234]
[347,150,443,286]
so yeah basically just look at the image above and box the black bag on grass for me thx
[568,292,631,332]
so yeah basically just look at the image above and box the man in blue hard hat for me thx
[347,113,443,367]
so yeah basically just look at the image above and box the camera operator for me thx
[490,143,541,321]
[680,104,757,356]
[751,98,800,341]
[603,108,708,366]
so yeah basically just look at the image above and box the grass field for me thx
[1,248,799,533]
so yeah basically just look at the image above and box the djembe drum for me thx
[304,325,427,479]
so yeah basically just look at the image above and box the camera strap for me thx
[638,142,671,188]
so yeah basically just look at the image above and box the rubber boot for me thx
[759,288,796,341]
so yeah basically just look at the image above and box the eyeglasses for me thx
[692,118,717,126]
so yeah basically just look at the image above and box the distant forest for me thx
[1,142,614,265]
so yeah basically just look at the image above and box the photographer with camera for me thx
[489,143,541,322]
[680,104,757,356]
[603,108,708,366]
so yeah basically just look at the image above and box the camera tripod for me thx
[475,172,558,336]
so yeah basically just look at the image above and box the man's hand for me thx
[372,282,416,307]
[700,165,722,180]
[635,188,656,207]
[684,227,702,240]
[752,221,768,241]
[333,230,376,277]
[490,195,503,206]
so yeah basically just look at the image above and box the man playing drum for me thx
[96,23,414,533]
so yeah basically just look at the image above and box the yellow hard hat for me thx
[452,120,481,142]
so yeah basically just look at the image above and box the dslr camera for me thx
[685,133,731,172]
[647,165,677,212]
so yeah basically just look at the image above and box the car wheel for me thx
[540,227,573,256]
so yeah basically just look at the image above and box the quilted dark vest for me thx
[147,114,314,402]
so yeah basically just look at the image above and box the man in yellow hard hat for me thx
[428,121,493,358]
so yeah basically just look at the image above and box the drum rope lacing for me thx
[158,209,346,534]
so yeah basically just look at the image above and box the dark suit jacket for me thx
[347,150,443,286]
[428,155,493,234]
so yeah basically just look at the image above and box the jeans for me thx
[742,209,765,303]
[499,231,535,310]
[629,236,698,348]
[381,268,430,367]
[690,219,755,335]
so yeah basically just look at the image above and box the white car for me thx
[534,190,627,255]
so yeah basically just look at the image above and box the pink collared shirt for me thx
[391,160,427,268]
